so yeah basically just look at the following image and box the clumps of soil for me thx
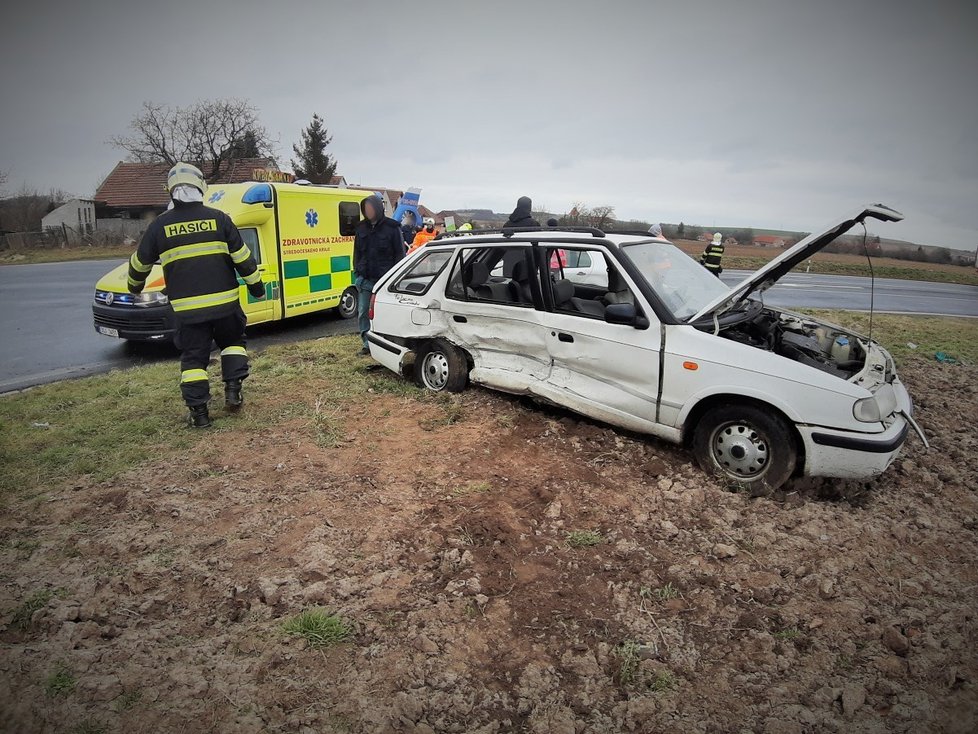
[1,363,976,733]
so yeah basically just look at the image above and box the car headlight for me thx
[133,292,168,306]
[853,397,882,423]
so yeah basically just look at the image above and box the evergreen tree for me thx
[677,221,685,237]
[291,114,337,184]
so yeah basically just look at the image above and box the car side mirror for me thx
[605,303,650,329]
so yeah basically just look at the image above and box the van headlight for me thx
[853,397,882,423]
[133,292,168,306]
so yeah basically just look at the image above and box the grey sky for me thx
[2,0,976,249]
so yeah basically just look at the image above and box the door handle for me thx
[558,332,574,343]
[453,315,467,323]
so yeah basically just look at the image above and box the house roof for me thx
[95,158,279,209]
[329,175,346,186]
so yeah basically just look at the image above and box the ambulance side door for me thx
[238,225,276,324]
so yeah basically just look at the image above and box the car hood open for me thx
[688,203,904,323]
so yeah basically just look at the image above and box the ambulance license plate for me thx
[98,326,119,338]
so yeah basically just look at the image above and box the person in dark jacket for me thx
[400,211,418,248]
[505,196,540,228]
[128,162,264,428]
[353,194,405,354]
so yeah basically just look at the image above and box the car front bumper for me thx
[797,380,916,479]
[92,302,176,341]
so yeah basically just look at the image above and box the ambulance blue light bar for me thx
[242,183,273,204]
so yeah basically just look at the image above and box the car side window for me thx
[390,250,452,295]
[239,227,262,266]
[555,248,608,289]
[446,246,538,307]
[547,247,639,320]
[338,202,360,236]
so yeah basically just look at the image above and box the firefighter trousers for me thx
[175,308,249,407]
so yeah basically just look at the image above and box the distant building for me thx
[94,157,281,220]
[753,235,786,248]
[41,198,96,236]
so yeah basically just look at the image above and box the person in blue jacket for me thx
[353,194,405,354]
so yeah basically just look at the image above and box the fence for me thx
[1,219,148,251]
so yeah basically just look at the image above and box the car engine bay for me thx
[719,308,870,379]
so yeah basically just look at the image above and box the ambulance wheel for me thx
[415,339,468,393]
[692,403,797,496]
[338,287,358,319]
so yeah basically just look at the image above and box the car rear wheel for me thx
[692,403,797,495]
[414,339,468,393]
[337,287,358,319]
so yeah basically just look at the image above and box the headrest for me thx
[468,262,490,287]
[502,250,524,278]
[607,266,627,292]
[553,279,574,305]
[510,260,530,282]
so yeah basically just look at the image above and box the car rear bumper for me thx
[367,332,411,374]
[92,302,176,341]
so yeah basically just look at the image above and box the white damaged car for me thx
[365,204,926,493]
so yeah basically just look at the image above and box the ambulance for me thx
[92,182,374,341]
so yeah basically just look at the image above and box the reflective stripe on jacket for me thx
[701,243,725,271]
[128,202,260,323]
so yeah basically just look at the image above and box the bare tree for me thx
[0,185,70,232]
[0,169,7,195]
[560,202,616,229]
[588,205,616,230]
[111,99,276,182]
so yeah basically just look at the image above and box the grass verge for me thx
[0,245,132,266]
[0,334,410,501]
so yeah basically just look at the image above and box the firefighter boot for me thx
[225,380,244,412]
[188,405,212,429]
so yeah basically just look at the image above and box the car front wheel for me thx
[692,403,797,495]
[414,339,468,393]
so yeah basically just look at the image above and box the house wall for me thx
[41,199,96,235]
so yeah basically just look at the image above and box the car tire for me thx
[415,339,468,393]
[337,286,358,319]
[692,403,797,495]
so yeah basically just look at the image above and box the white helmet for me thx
[424,217,435,227]
[712,232,723,245]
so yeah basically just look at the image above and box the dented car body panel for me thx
[367,210,920,483]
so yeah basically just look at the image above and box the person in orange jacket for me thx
[408,218,438,253]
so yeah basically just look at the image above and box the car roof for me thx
[426,229,671,249]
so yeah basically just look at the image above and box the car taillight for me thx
[368,293,377,321]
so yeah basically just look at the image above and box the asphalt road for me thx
[0,259,357,393]
[720,269,978,317]
[1,259,976,393]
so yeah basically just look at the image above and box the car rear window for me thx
[390,250,452,295]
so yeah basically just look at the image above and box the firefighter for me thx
[701,231,725,277]
[128,163,264,428]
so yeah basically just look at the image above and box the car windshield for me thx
[619,242,733,320]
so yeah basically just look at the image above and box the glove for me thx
[247,281,265,299]
[128,283,144,295]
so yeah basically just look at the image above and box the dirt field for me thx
[2,352,977,733]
